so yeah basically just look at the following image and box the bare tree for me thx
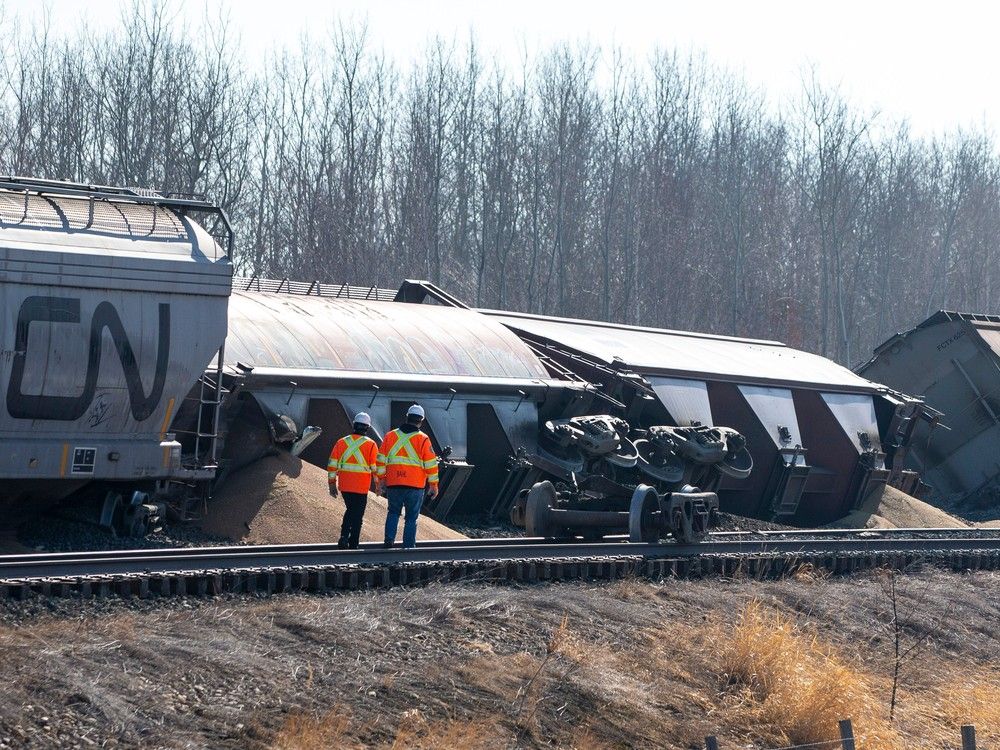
[4,7,1000,365]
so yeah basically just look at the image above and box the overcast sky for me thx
[11,0,998,138]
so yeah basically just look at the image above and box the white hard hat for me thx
[406,404,425,419]
[353,412,372,426]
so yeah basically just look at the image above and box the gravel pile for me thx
[712,511,795,532]
[200,451,465,544]
[833,484,968,529]
[448,515,524,538]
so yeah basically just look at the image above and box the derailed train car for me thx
[209,279,755,541]
[858,311,1000,510]
[481,310,929,526]
[207,278,593,522]
[210,277,929,534]
[0,178,232,535]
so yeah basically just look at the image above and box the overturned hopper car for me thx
[857,311,1000,512]
[206,278,592,521]
[480,310,929,526]
[0,177,232,535]
[208,277,929,531]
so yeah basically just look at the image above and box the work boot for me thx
[337,538,348,550]
[382,540,393,549]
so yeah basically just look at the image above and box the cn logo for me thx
[6,296,170,422]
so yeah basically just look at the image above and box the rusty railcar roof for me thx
[485,310,879,392]
[226,291,552,382]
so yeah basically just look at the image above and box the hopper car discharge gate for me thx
[0,176,234,536]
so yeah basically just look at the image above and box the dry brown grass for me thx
[3,571,998,749]
[271,707,357,750]
[718,600,903,749]
[606,575,662,601]
[390,711,500,749]
[790,561,831,583]
[271,706,500,750]
[904,669,1000,747]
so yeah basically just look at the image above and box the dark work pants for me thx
[339,491,368,549]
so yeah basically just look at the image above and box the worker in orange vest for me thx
[328,412,379,549]
[376,404,438,549]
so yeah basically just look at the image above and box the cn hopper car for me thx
[0,178,232,535]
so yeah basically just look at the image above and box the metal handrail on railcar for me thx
[0,175,234,258]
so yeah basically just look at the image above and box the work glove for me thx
[427,485,439,500]
[329,484,338,497]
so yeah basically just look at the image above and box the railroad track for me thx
[1,529,999,600]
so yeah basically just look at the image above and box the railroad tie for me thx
[361,568,376,589]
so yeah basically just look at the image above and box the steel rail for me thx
[716,527,995,536]
[3,534,1000,582]
[2,526,992,566]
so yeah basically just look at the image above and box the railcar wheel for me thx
[117,491,155,537]
[628,484,659,543]
[634,439,685,484]
[98,491,123,530]
[718,446,754,480]
[524,481,557,538]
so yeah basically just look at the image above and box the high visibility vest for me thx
[377,428,439,489]
[328,434,379,494]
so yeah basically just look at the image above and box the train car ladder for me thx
[193,344,227,469]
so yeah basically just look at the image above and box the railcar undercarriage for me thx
[509,415,753,543]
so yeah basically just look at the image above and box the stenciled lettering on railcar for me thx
[936,329,965,351]
[5,296,170,422]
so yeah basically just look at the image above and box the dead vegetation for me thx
[0,570,997,749]
[719,600,901,748]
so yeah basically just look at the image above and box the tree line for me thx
[2,5,998,367]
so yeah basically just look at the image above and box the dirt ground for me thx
[0,569,997,749]
[199,452,465,544]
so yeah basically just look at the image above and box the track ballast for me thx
[2,528,1000,600]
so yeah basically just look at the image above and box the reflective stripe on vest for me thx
[338,435,374,473]
[385,430,424,467]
